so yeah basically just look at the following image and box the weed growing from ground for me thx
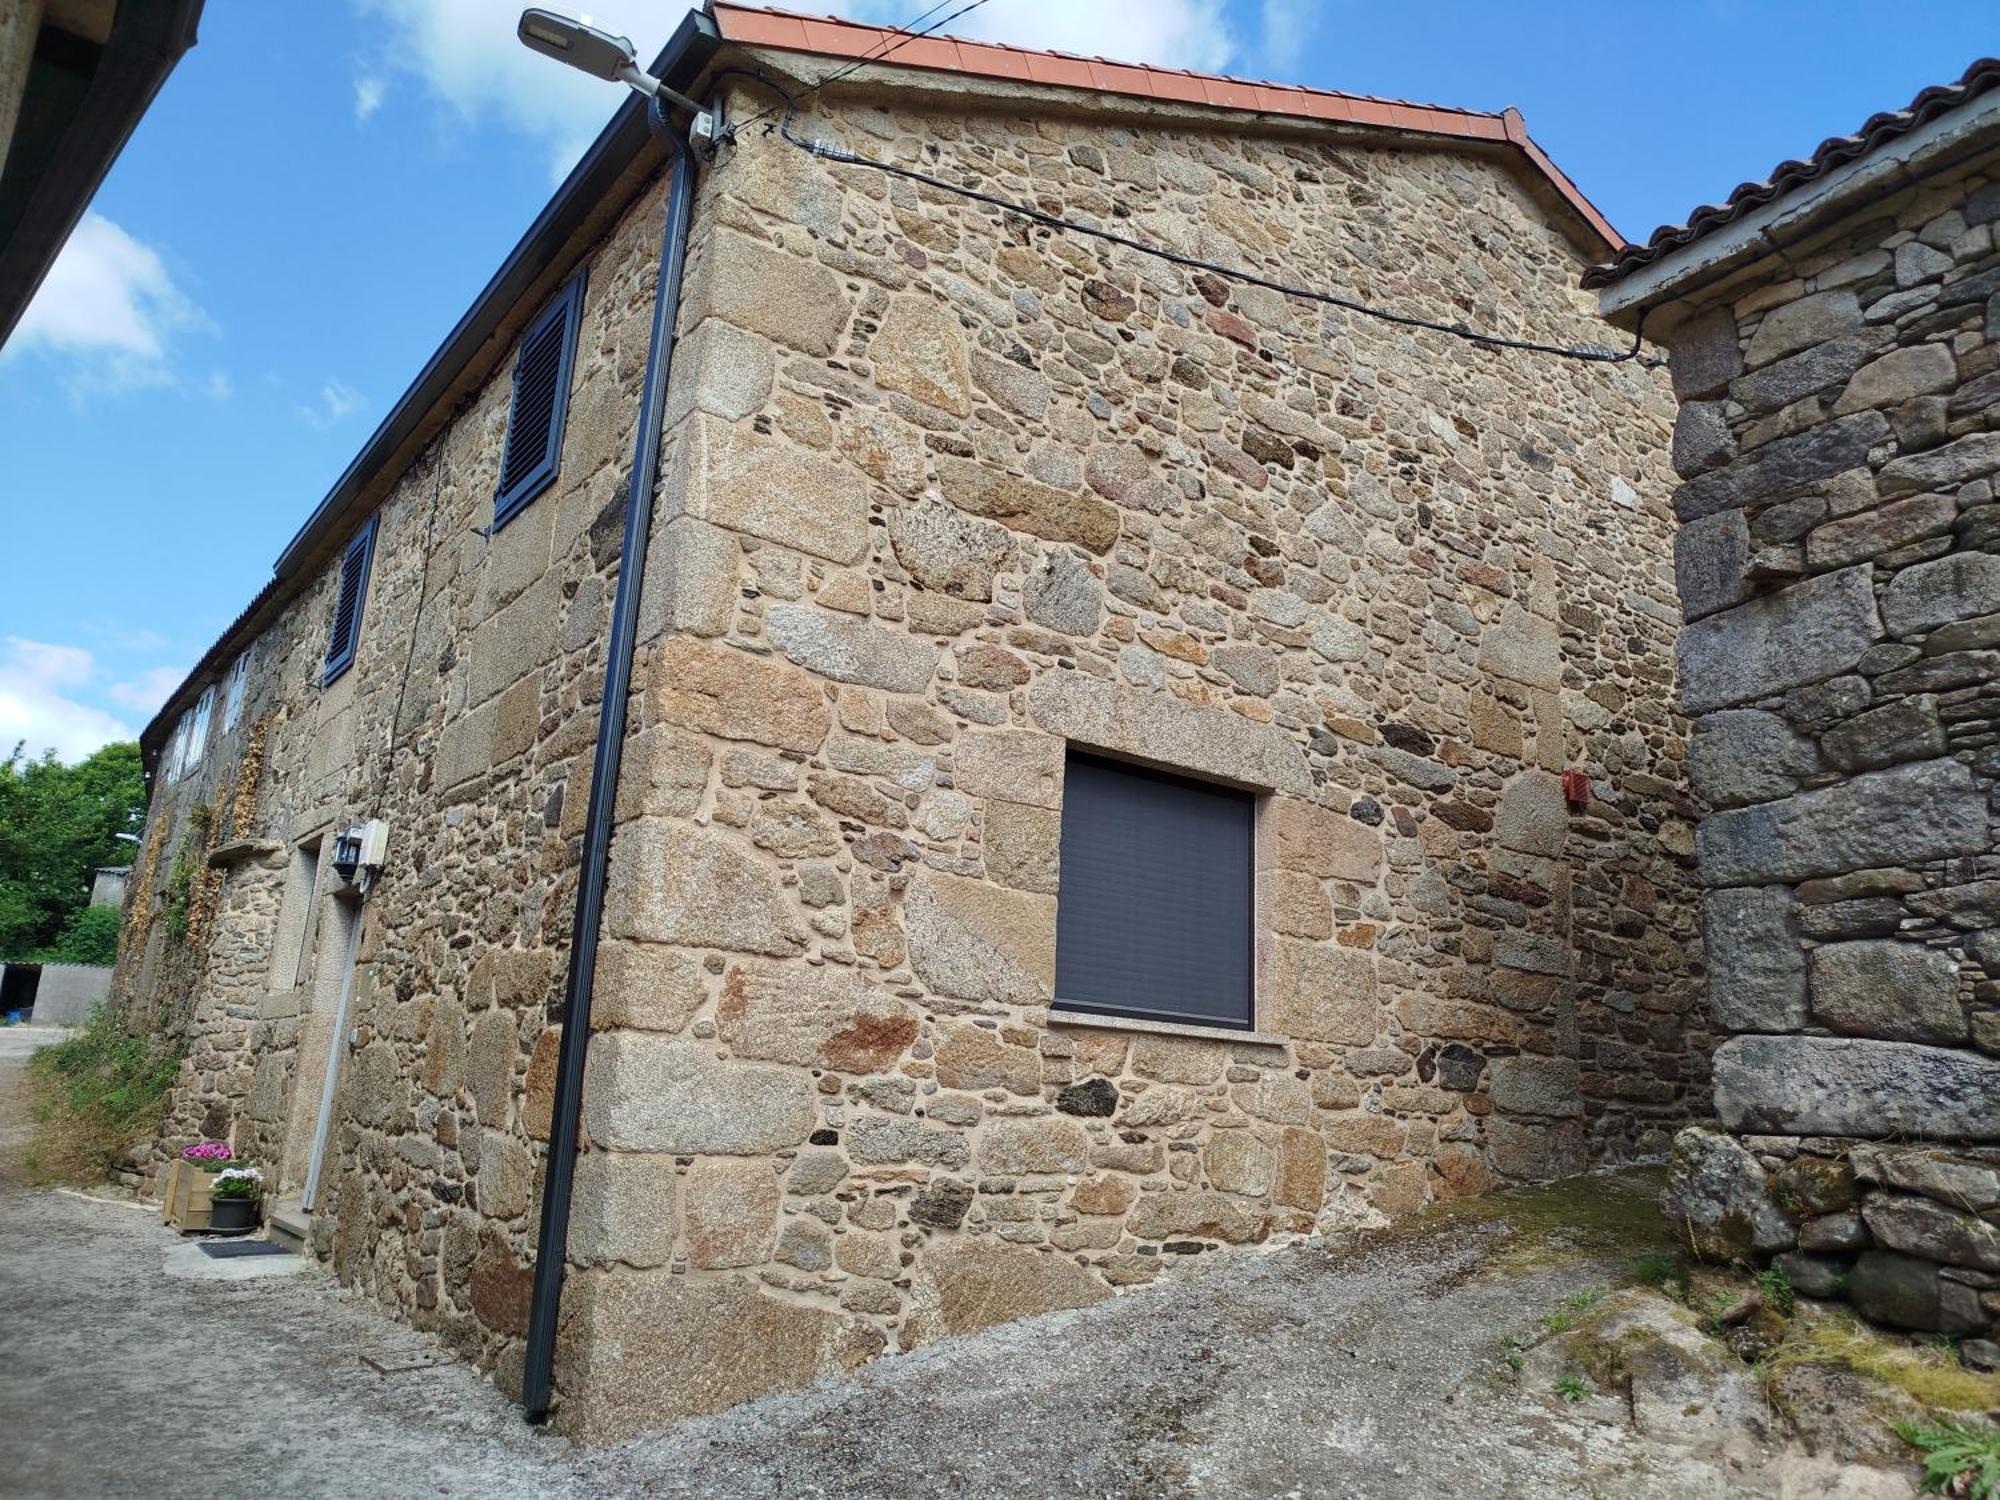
[1898,1418,2000,1498]
[1555,1375,1589,1403]
[1626,1251,1688,1300]
[1756,1264,1796,1318]
[1544,1286,1608,1335]
[23,1007,182,1182]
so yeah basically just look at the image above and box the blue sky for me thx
[1,0,1993,760]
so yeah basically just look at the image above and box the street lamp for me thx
[516,8,712,130]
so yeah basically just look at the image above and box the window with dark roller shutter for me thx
[322,515,377,686]
[1053,751,1256,1030]
[492,270,587,530]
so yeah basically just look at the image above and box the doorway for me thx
[276,879,360,1212]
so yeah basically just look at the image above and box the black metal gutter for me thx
[0,0,205,347]
[518,84,702,1425]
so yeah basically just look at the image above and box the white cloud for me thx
[79,622,171,654]
[297,377,367,429]
[828,0,1235,72]
[1252,0,1321,78]
[0,637,139,763]
[106,665,191,716]
[351,0,1246,178]
[7,213,211,394]
[352,0,686,177]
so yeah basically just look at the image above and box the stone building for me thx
[124,4,1697,1439]
[1590,60,2000,1340]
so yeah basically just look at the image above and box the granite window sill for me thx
[1047,1006,1286,1048]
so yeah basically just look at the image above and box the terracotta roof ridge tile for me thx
[710,1,1620,247]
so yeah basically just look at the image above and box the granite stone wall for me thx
[553,78,1697,1438]
[1651,153,2000,1341]
[122,66,1700,1439]
[116,158,679,1390]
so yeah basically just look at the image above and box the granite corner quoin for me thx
[1594,71,2000,1341]
[114,52,1700,1441]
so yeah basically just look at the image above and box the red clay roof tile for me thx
[1586,56,2000,289]
[711,2,1624,249]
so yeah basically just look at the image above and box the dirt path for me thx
[0,1026,65,1189]
[0,1062,1904,1500]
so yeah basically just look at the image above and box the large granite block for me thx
[1699,757,1987,886]
[1713,1034,2000,1139]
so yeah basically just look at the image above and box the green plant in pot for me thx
[206,1166,263,1232]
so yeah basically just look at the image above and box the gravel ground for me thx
[0,1035,1809,1500]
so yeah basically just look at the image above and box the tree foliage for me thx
[0,741,148,961]
[36,905,125,966]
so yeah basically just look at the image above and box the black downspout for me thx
[521,91,698,1423]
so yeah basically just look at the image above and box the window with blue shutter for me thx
[322,515,378,686]
[1052,751,1256,1030]
[492,270,586,531]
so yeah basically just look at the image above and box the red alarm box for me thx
[1562,769,1591,809]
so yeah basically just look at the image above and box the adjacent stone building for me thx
[1590,60,2000,1339]
[123,4,1698,1439]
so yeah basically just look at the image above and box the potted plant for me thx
[163,1140,233,1231]
[206,1166,263,1233]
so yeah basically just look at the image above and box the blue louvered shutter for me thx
[493,270,586,530]
[322,515,378,686]
[1053,752,1256,1030]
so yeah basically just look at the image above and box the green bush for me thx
[24,1007,182,1182]
[33,905,122,966]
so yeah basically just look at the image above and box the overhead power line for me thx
[715,69,1655,367]
[720,0,994,144]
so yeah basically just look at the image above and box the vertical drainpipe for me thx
[520,90,699,1423]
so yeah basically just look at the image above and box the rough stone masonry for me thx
[553,61,1700,1438]
[119,24,1700,1444]
[1592,65,2000,1343]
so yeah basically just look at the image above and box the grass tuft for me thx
[1545,1285,1609,1334]
[1626,1250,1687,1298]
[1760,1311,2000,1415]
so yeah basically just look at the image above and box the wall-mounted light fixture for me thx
[330,819,389,893]
[516,8,714,137]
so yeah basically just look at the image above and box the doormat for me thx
[198,1240,293,1260]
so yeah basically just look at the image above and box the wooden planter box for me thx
[161,1158,218,1232]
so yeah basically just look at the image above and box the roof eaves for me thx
[141,8,724,759]
[271,9,723,585]
[1586,56,2000,294]
[0,0,206,346]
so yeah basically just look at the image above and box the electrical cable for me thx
[721,0,994,144]
[719,68,1656,366]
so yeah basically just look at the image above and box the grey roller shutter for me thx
[1053,751,1254,1029]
